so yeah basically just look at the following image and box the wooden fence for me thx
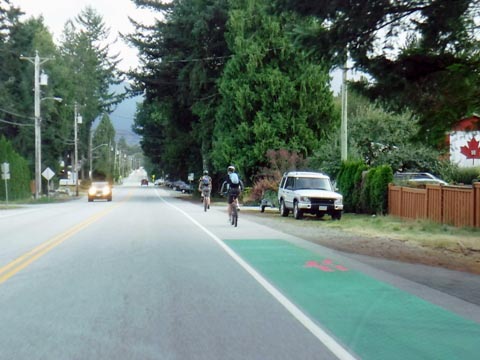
[388,182,480,228]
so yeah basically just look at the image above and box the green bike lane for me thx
[224,238,480,360]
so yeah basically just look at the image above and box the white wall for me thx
[449,131,480,167]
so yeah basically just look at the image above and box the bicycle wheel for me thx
[231,205,238,227]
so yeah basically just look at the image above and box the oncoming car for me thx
[278,171,343,220]
[88,181,112,202]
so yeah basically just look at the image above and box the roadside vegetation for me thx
[319,213,480,252]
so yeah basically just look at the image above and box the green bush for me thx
[360,169,373,213]
[358,165,393,214]
[451,167,480,185]
[337,160,367,212]
[351,163,368,212]
[0,137,32,201]
[370,165,393,215]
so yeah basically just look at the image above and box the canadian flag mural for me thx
[450,131,480,167]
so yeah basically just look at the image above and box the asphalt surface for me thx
[0,172,478,359]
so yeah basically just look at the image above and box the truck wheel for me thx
[280,200,289,217]
[293,201,303,219]
[331,212,342,220]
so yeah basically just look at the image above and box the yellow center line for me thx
[0,196,128,284]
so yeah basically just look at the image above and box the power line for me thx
[0,118,34,127]
[159,46,285,64]
[0,106,33,120]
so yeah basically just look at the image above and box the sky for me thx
[12,0,158,72]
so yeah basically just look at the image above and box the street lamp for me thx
[42,96,63,103]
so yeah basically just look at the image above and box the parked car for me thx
[88,181,112,202]
[260,189,279,212]
[277,171,343,220]
[393,172,448,187]
[154,178,164,186]
[141,179,149,186]
[172,180,193,193]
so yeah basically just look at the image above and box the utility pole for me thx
[113,143,117,181]
[89,130,93,181]
[20,51,52,199]
[340,58,348,161]
[74,103,78,196]
[74,103,82,196]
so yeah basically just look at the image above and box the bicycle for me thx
[230,194,238,227]
[203,194,209,212]
[201,188,211,212]
[220,180,241,227]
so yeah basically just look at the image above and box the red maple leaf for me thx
[460,137,480,159]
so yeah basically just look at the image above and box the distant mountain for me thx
[109,83,143,145]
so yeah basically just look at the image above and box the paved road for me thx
[0,174,479,359]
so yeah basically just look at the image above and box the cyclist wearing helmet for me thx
[198,170,212,209]
[224,165,243,221]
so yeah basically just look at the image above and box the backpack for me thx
[229,172,239,185]
[201,176,210,186]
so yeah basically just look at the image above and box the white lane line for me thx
[155,189,358,360]
[0,209,39,219]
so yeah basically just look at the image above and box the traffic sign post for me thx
[1,162,10,206]
[42,167,55,197]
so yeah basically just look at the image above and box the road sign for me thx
[2,162,9,206]
[42,167,55,181]
[1,162,9,175]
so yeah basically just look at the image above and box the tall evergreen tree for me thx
[211,0,335,180]
[1,14,63,176]
[0,1,25,143]
[128,0,230,179]
[92,113,116,180]
[58,6,123,179]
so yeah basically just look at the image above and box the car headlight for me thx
[102,187,111,195]
[334,198,343,206]
[299,196,310,203]
[88,187,97,195]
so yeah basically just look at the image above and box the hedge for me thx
[337,160,392,215]
[0,137,32,201]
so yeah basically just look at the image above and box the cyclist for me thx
[198,170,212,210]
[224,165,243,222]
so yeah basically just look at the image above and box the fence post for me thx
[400,185,404,218]
[474,182,480,228]
[440,185,444,225]
[425,185,430,220]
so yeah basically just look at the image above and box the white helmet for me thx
[227,165,235,172]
